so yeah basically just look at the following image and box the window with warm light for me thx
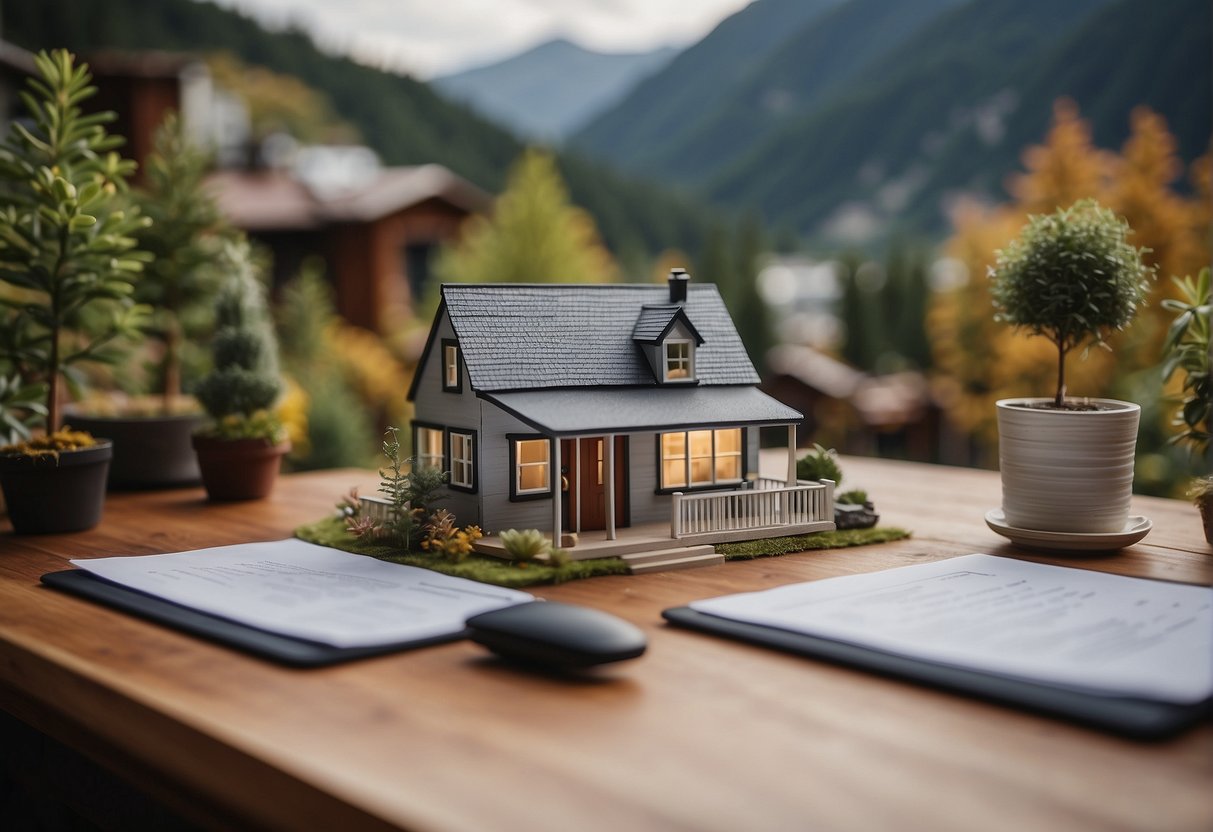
[663,339,693,381]
[659,428,742,490]
[416,426,444,470]
[514,438,551,496]
[449,430,474,490]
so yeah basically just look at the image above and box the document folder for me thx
[662,605,1211,740]
[43,569,463,667]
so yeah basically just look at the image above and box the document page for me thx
[72,539,532,648]
[691,554,1213,704]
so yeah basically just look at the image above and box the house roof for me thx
[632,304,703,345]
[483,387,801,436]
[435,283,760,393]
[204,163,491,231]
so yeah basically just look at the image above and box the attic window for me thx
[663,339,694,382]
[442,339,461,392]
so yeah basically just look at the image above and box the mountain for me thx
[572,0,847,172]
[0,0,719,265]
[433,38,677,141]
[574,0,1210,242]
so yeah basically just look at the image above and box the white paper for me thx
[691,553,1213,704]
[72,539,532,648]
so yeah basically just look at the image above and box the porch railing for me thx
[670,479,834,540]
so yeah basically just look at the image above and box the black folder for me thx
[42,569,464,667]
[662,606,1212,741]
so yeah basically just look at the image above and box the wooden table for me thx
[1,457,1210,832]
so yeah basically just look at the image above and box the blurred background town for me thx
[1,0,1208,494]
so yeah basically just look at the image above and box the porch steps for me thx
[619,545,724,574]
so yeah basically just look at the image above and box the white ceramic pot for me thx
[996,398,1139,534]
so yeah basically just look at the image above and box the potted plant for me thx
[0,50,150,534]
[69,115,231,488]
[192,239,290,500]
[1160,267,1210,543]
[989,199,1153,535]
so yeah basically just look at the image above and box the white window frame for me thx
[443,343,460,391]
[416,426,444,470]
[663,339,694,382]
[449,430,474,490]
[659,428,743,490]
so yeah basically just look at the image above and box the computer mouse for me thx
[466,601,647,669]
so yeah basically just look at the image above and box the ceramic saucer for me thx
[984,509,1152,552]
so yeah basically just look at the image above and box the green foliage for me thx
[1161,267,1210,454]
[716,526,910,559]
[796,443,843,484]
[194,239,284,439]
[432,149,616,311]
[419,509,483,562]
[0,49,151,433]
[276,264,375,470]
[0,374,47,446]
[363,427,450,550]
[836,489,869,506]
[498,529,551,562]
[133,114,231,407]
[990,199,1153,406]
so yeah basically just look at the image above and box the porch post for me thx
[605,433,616,540]
[574,437,581,533]
[787,424,797,486]
[552,436,562,547]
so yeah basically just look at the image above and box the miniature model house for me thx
[408,270,835,564]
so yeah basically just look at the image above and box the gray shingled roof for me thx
[632,304,702,344]
[441,283,759,391]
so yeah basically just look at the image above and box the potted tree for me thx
[69,115,231,488]
[1160,267,1210,543]
[989,199,1153,536]
[192,239,290,500]
[0,50,150,534]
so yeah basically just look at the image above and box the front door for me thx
[560,436,627,532]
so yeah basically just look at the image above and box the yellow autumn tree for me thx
[928,99,1212,464]
[432,149,617,300]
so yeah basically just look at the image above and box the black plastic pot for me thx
[0,441,113,534]
[67,410,205,489]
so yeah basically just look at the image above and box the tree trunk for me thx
[1054,343,1068,408]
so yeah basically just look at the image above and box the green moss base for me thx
[297,516,912,588]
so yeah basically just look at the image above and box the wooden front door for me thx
[560,436,627,532]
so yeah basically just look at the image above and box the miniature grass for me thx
[298,516,912,587]
[295,516,629,588]
[717,526,911,559]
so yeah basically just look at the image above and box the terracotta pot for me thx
[192,435,290,501]
[67,409,206,489]
[0,441,113,534]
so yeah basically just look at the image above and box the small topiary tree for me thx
[989,199,1153,408]
[796,443,842,484]
[194,239,285,441]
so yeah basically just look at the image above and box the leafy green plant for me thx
[348,427,450,550]
[0,49,150,435]
[132,114,231,412]
[0,374,47,446]
[1160,267,1210,453]
[194,240,285,442]
[796,443,842,484]
[836,488,869,506]
[497,528,569,565]
[990,199,1153,408]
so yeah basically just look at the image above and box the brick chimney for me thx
[668,267,689,304]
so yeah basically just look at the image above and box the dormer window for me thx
[664,339,694,381]
[442,339,462,392]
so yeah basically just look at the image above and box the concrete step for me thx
[621,546,725,574]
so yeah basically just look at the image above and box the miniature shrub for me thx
[796,444,843,484]
[836,489,869,506]
[990,199,1153,407]
[498,529,551,562]
[420,509,483,562]
[1160,267,1210,454]
[348,427,451,550]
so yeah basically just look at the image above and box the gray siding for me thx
[480,402,555,533]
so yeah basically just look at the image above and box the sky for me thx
[212,0,752,79]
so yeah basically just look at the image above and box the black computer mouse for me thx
[466,601,647,669]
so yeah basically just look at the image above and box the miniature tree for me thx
[989,199,1153,408]
[0,50,150,437]
[193,239,285,441]
[133,114,231,413]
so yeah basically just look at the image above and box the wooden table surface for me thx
[1,456,1210,832]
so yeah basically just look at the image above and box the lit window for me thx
[659,428,743,489]
[416,426,444,470]
[515,439,550,495]
[450,431,474,489]
[664,340,693,381]
[443,342,460,391]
